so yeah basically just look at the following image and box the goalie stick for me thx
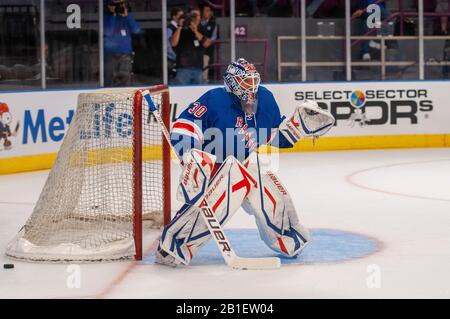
[141,90,281,270]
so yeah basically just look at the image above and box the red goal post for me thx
[133,85,171,260]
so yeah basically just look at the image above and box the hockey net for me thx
[6,85,171,262]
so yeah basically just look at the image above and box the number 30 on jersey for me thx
[188,102,207,118]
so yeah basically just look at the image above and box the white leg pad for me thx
[242,154,310,257]
[158,156,257,265]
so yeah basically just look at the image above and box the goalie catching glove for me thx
[279,100,335,145]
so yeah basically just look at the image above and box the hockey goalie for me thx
[156,58,335,266]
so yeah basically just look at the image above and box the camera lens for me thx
[116,5,125,15]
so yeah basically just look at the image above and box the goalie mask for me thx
[223,58,261,105]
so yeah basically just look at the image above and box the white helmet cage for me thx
[224,58,261,104]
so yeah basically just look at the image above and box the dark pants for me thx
[174,67,202,84]
[359,7,394,56]
[104,53,133,87]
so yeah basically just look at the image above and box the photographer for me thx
[104,0,141,87]
[167,7,184,81]
[171,8,212,84]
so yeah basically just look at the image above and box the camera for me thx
[182,12,199,29]
[107,0,127,15]
[180,14,190,28]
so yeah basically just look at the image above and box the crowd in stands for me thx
[167,5,218,84]
[124,0,450,84]
[103,0,220,86]
[2,0,450,88]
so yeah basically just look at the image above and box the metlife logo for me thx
[22,108,75,144]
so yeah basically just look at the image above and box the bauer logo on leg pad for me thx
[201,206,232,253]
[266,171,288,196]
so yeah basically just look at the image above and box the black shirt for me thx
[175,28,204,69]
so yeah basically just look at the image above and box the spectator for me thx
[352,0,394,61]
[436,0,449,35]
[171,9,212,84]
[199,4,218,83]
[188,7,202,21]
[167,7,184,81]
[103,0,140,87]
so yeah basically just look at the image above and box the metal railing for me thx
[278,34,450,81]
[4,0,450,91]
[208,38,269,82]
[276,0,450,81]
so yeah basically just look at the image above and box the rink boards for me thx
[1,81,450,174]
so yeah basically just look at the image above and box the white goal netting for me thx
[6,87,170,262]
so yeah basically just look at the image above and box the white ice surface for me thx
[1,148,449,298]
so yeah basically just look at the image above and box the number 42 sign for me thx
[235,25,247,38]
